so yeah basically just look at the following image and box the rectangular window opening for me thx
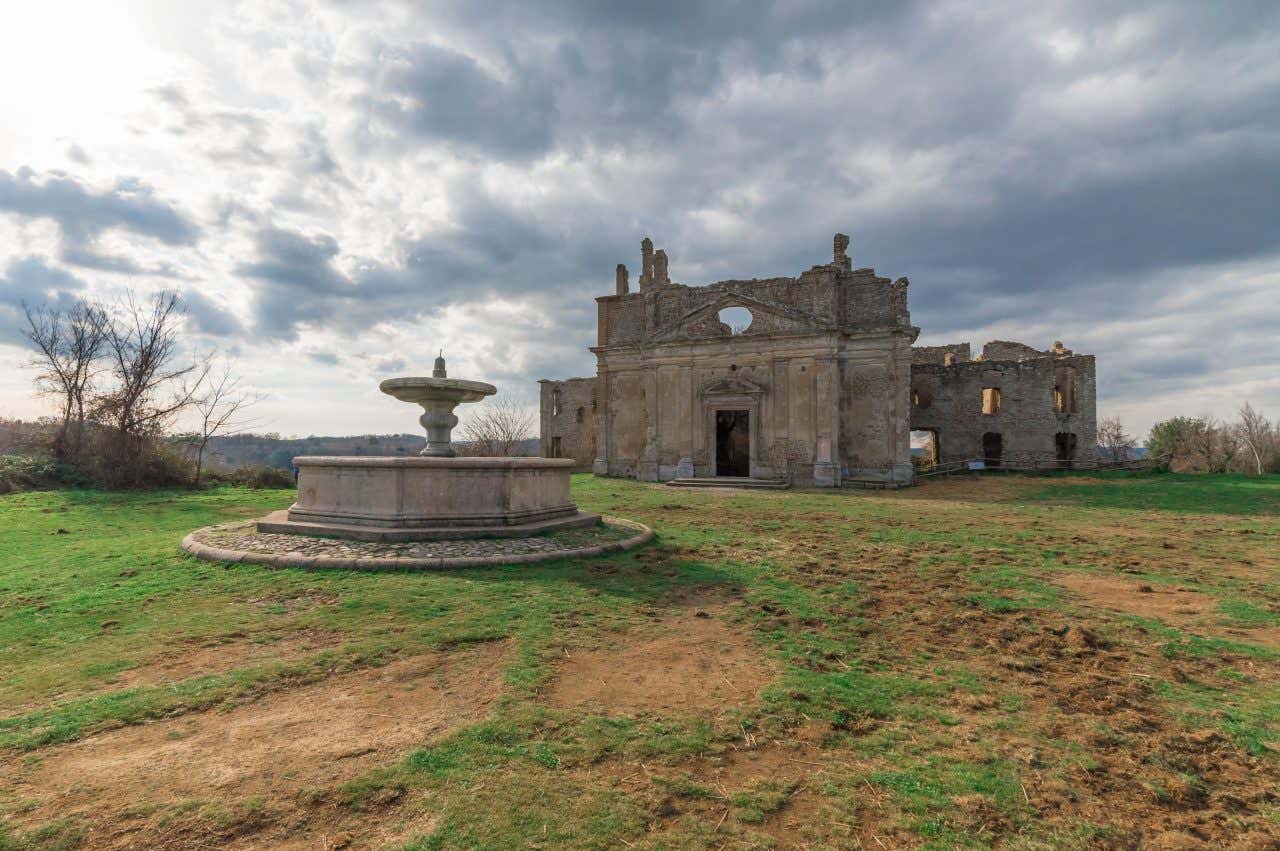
[982,387,1001,415]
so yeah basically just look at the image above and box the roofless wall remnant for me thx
[540,234,1097,485]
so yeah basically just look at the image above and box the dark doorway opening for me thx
[982,432,1003,467]
[716,410,750,476]
[1055,432,1077,467]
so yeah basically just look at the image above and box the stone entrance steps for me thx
[666,477,790,490]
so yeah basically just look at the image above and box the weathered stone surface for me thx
[538,232,1098,485]
[183,517,654,571]
[287,456,579,529]
[257,508,600,542]
[379,358,495,456]
[911,342,1097,468]
[538,377,597,471]
[543,233,919,487]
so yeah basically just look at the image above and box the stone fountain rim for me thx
[291,455,577,470]
[379,376,497,394]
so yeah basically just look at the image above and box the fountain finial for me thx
[432,350,447,378]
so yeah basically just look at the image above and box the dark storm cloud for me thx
[0,256,88,344]
[0,168,201,277]
[237,184,606,340]
[356,1,916,157]
[362,41,558,158]
[306,350,341,366]
[24,0,1264,427]
[0,255,85,307]
[238,227,357,338]
[0,168,199,246]
[181,289,244,337]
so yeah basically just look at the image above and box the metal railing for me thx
[915,456,1152,477]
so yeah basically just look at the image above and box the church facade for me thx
[539,234,1096,486]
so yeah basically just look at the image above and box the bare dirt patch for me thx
[543,601,775,715]
[112,628,344,689]
[1055,572,1215,622]
[2,641,508,849]
[1054,572,1279,648]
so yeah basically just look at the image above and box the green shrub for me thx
[0,454,78,493]
[207,464,295,489]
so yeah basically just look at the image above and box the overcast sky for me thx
[1,0,1277,439]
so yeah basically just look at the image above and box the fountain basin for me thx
[379,376,496,406]
[379,375,496,457]
[258,455,597,542]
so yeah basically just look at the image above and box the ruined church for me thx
[539,235,1096,487]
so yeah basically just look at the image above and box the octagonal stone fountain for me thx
[256,354,599,542]
[181,355,652,569]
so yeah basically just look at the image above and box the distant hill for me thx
[203,433,428,470]
[204,434,542,470]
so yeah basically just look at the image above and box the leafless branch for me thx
[457,395,535,456]
[183,357,267,485]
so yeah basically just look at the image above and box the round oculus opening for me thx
[717,306,752,335]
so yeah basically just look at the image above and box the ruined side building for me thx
[540,235,1096,486]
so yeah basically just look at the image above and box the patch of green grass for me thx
[1155,677,1280,757]
[0,818,84,851]
[3,472,1278,848]
[866,756,1029,847]
[730,779,797,823]
[1029,471,1280,516]
[1218,599,1280,628]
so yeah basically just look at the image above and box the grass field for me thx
[0,472,1277,849]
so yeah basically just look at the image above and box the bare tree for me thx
[1188,416,1241,474]
[1096,415,1135,464]
[97,291,208,439]
[182,358,265,486]
[21,300,108,459]
[87,291,210,486]
[1235,402,1276,476]
[457,395,535,456]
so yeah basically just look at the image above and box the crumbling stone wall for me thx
[542,234,1100,486]
[911,343,1096,467]
[538,377,597,471]
[588,235,918,486]
[912,343,972,365]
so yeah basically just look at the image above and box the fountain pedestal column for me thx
[419,402,460,457]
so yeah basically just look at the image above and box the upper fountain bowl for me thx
[378,376,496,405]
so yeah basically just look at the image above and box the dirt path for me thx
[2,641,509,849]
[542,598,776,715]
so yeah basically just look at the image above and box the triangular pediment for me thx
[651,292,825,342]
[701,374,767,397]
